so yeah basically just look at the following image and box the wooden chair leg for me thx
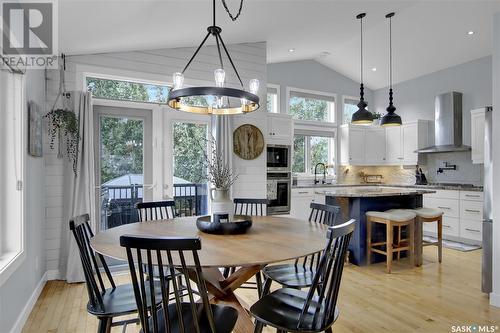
[397,225,402,260]
[437,217,443,263]
[409,220,415,267]
[366,218,372,265]
[386,222,393,274]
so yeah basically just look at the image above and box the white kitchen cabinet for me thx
[340,125,366,165]
[385,120,430,165]
[423,189,484,244]
[364,127,386,164]
[267,113,293,145]
[470,108,485,164]
[385,126,403,164]
[290,188,314,221]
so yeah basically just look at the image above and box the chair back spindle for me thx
[69,214,116,313]
[234,198,269,216]
[136,200,176,221]
[298,219,355,330]
[120,235,222,333]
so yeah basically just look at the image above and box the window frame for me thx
[266,83,280,114]
[0,72,26,287]
[286,86,337,126]
[342,95,362,125]
[292,133,336,178]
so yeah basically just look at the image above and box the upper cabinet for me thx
[470,108,485,164]
[340,120,431,166]
[267,113,293,145]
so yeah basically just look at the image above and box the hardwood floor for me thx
[23,247,500,333]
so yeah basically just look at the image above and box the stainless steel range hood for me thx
[416,92,471,153]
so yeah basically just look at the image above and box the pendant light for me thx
[351,13,373,125]
[380,12,402,126]
[167,0,260,115]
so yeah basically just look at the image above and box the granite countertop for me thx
[316,186,436,198]
[292,183,483,192]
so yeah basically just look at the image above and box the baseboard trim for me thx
[490,291,500,308]
[9,271,48,333]
[46,269,60,280]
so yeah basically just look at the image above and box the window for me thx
[288,89,335,122]
[342,97,359,124]
[267,85,279,113]
[0,70,25,283]
[87,77,170,103]
[292,134,335,175]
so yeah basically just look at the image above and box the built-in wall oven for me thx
[267,145,291,172]
[267,172,291,215]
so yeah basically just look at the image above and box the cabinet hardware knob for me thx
[465,209,481,213]
[465,228,480,233]
[437,206,451,210]
[443,225,451,228]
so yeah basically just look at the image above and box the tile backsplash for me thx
[338,151,482,186]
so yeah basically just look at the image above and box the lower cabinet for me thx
[290,188,314,221]
[423,189,483,244]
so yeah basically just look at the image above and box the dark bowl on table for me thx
[196,214,252,235]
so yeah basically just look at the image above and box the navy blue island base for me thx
[325,193,423,266]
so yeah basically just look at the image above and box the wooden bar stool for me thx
[388,208,443,266]
[366,210,416,273]
[412,208,443,266]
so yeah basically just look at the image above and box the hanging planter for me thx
[45,106,80,173]
[46,55,80,174]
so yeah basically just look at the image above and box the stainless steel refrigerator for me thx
[482,106,493,294]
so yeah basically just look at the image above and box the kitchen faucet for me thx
[314,162,327,184]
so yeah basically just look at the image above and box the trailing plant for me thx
[45,108,80,173]
[371,111,383,119]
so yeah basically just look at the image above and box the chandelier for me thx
[167,0,260,115]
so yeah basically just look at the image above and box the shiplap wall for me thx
[44,42,267,276]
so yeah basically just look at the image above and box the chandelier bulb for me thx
[249,79,260,94]
[214,69,226,87]
[172,72,184,90]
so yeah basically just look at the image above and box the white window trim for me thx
[267,83,280,114]
[293,133,337,178]
[286,86,338,126]
[0,73,26,287]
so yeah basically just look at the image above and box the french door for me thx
[94,104,153,231]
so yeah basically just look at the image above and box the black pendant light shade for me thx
[352,13,373,124]
[381,12,402,126]
[167,0,260,115]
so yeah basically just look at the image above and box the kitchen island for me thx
[320,186,435,265]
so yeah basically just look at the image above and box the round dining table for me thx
[90,215,329,333]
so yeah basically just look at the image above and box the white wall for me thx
[373,56,492,146]
[267,59,374,117]
[490,12,500,308]
[44,42,267,275]
[0,69,46,332]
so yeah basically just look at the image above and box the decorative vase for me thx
[210,188,234,220]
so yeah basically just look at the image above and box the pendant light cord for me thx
[360,16,364,85]
[389,15,392,90]
[221,0,243,21]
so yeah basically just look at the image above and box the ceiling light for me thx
[351,13,374,125]
[167,0,259,115]
[468,31,475,35]
[381,12,402,127]
[372,67,377,72]
[289,48,295,53]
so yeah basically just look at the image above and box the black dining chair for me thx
[120,235,239,333]
[223,198,269,296]
[251,219,356,333]
[136,200,176,221]
[70,214,163,333]
[261,203,341,296]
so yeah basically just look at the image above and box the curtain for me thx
[59,91,95,282]
[211,115,233,193]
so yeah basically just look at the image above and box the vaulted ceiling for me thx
[59,0,500,89]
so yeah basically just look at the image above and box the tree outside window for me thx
[87,77,169,103]
[293,135,334,175]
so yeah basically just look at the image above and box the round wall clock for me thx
[233,124,265,160]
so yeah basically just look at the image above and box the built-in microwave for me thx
[267,145,291,172]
